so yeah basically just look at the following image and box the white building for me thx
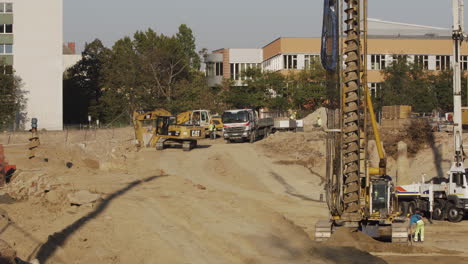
[8,0,63,130]
[206,48,263,87]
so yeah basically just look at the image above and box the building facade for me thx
[205,19,468,98]
[206,48,263,87]
[5,0,63,130]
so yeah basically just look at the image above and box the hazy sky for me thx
[64,0,463,52]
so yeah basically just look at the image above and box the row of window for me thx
[230,63,261,81]
[0,3,12,13]
[370,54,458,71]
[206,62,223,77]
[0,24,12,34]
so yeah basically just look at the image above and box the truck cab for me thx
[447,169,468,215]
[222,109,256,143]
[222,109,273,143]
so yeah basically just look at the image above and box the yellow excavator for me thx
[315,0,407,242]
[177,110,223,133]
[133,109,205,151]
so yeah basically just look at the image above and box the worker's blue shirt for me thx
[410,214,422,225]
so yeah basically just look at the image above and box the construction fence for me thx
[0,126,135,146]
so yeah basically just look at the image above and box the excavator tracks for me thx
[342,0,361,217]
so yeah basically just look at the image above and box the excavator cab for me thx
[370,179,391,217]
[156,116,177,136]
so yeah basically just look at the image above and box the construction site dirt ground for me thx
[1,129,468,264]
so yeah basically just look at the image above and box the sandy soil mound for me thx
[303,107,328,131]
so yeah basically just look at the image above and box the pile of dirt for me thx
[3,170,54,201]
[303,107,328,131]
[382,119,436,159]
[325,228,460,255]
[260,131,326,165]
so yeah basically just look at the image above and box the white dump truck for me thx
[222,109,274,143]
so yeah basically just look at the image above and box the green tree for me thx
[134,29,191,104]
[99,37,145,123]
[64,39,111,123]
[176,24,201,70]
[430,69,453,112]
[0,70,25,130]
[380,58,435,113]
[290,61,327,111]
[97,25,206,123]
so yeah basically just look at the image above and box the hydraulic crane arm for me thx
[452,0,465,167]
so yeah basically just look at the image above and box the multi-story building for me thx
[205,19,467,98]
[205,48,263,87]
[4,0,63,130]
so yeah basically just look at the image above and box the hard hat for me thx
[407,214,411,217]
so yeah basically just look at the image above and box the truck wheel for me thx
[432,203,444,221]
[399,201,409,216]
[264,128,269,138]
[249,131,256,143]
[447,204,464,222]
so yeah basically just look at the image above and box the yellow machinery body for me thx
[133,109,205,151]
[177,110,223,132]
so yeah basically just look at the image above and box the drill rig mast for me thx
[452,0,465,169]
[316,0,406,242]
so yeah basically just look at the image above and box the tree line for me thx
[62,25,462,126]
[63,25,329,125]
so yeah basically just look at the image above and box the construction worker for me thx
[316,116,323,128]
[290,111,297,120]
[209,120,216,140]
[410,209,425,242]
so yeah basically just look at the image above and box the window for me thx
[392,55,407,64]
[371,55,386,70]
[230,63,261,81]
[0,24,12,34]
[240,63,246,80]
[0,3,12,13]
[205,62,214,77]
[0,44,12,54]
[4,44,11,54]
[304,54,320,69]
[230,63,241,80]
[369,83,382,98]
[0,65,13,74]
[436,55,451,71]
[414,55,429,70]
[4,65,11,74]
[215,62,223,76]
[461,56,468,71]
[201,112,208,122]
[5,3,12,13]
[283,55,297,69]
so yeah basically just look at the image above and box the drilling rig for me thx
[315,0,407,242]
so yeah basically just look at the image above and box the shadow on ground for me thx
[310,246,388,264]
[35,174,168,263]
